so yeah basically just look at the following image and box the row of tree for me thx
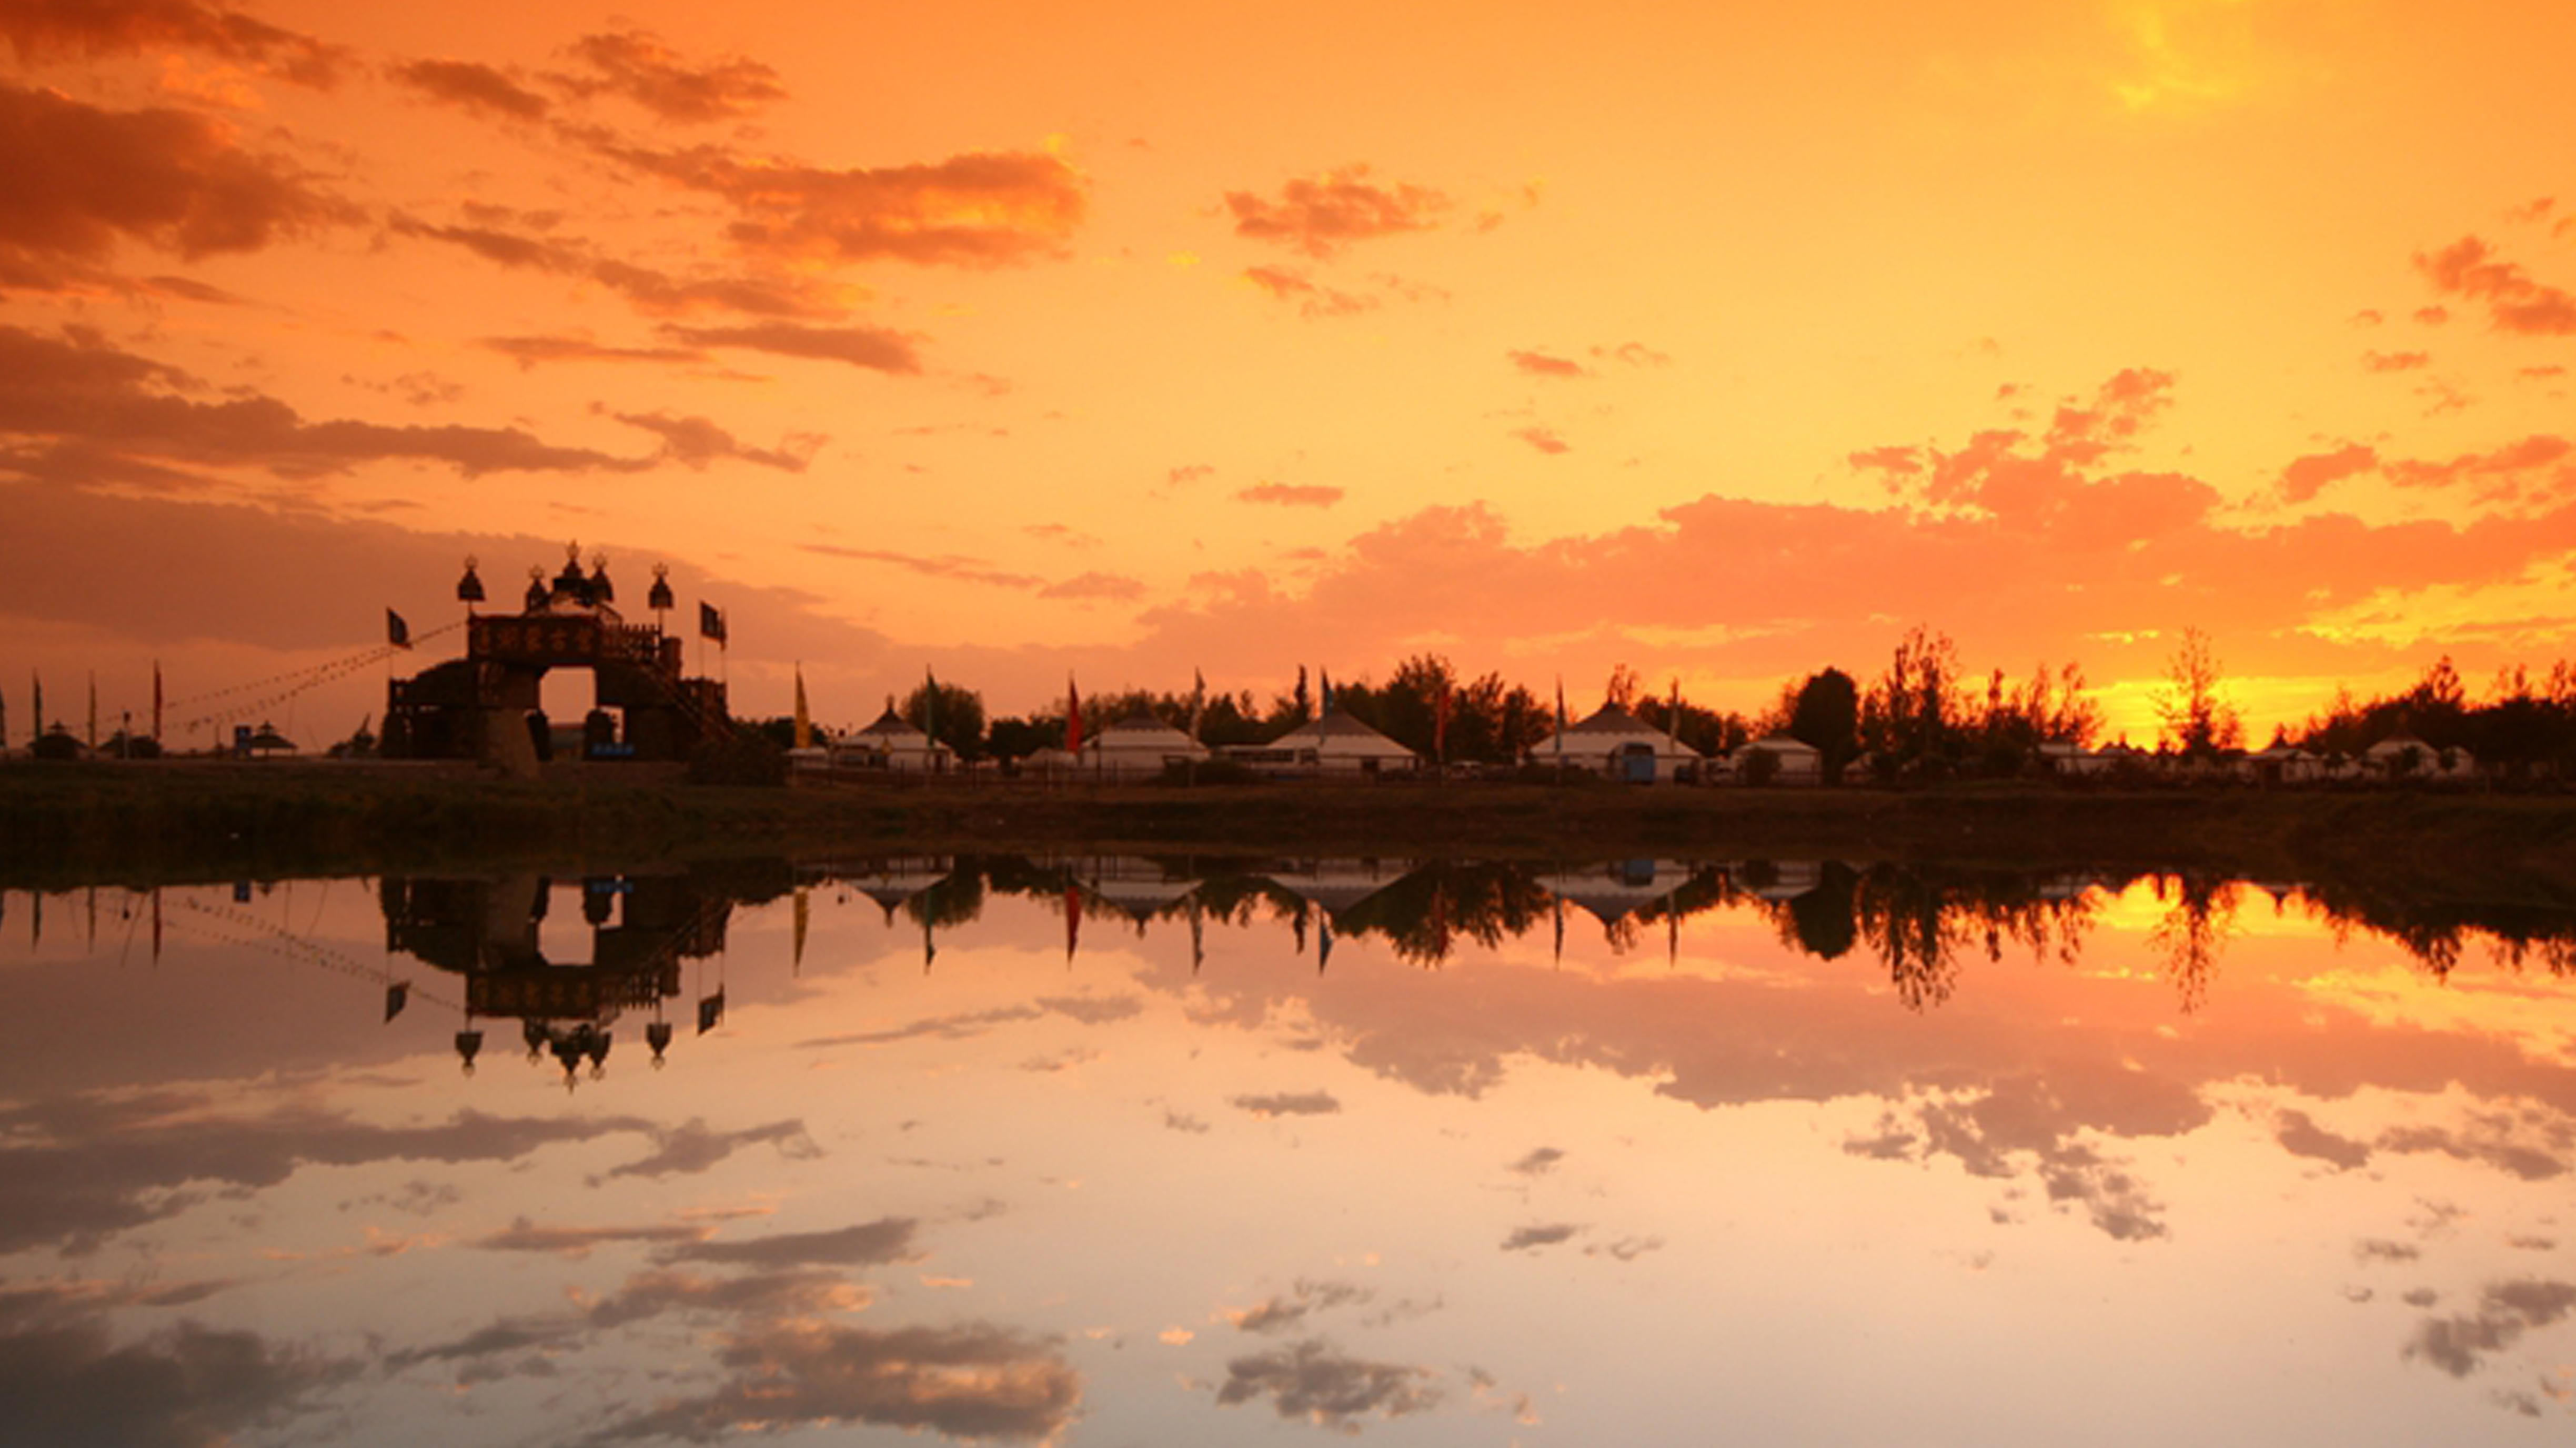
[750,630,2576,781]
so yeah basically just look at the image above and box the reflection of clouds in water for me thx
[2354,1239,2423,1263]
[1214,1337,1442,1432]
[798,994,1143,1050]
[474,1217,711,1258]
[1231,1091,1340,1118]
[583,1318,1080,1444]
[384,1214,1080,1443]
[2404,1279,2576,1379]
[1507,1145,1564,1176]
[0,1309,357,1448]
[1500,1223,1582,1252]
[597,1118,819,1181]
[1230,1279,1373,1334]
[661,1216,917,1269]
[0,1090,652,1255]
[1840,1067,2203,1241]
[2275,1110,2373,1171]
[2378,1111,2572,1182]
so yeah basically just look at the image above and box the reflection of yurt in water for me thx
[1073,856,1204,930]
[1729,859,1824,901]
[1261,859,1408,923]
[1538,859,1694,926]
[381,870,729,1081]
[842,857,955,921]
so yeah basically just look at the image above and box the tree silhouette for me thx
[2152,628,2241,756]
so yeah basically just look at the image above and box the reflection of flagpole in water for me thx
[792,886,809,976]
[151,887,162,964]
[1064,878,1081,967]
[1553,892,1564,967]
[1317,911,1333,974]
[1668,901,1679,969]
[1189,894,1204,975]
[86,886,96,951]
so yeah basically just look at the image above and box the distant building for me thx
[833,705,952,773]
[1530,703,1702,782]
[1730,734,1822,785]
[1226,709,1420,777]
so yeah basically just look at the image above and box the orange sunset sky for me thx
[4,0,2574,743]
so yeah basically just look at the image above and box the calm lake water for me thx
[4,855,2574,1445]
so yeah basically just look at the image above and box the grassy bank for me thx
[5,760,2575,906]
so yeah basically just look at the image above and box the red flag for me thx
[1065,673,1082,752]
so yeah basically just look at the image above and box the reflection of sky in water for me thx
[2,863,2574,1444]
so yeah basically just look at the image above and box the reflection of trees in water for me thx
[1336,864,1557,968]
[2284,878,2576,983]
[2147,874,2237,1013]
[1759,864,2104,1013]
[762,853,2576,1002]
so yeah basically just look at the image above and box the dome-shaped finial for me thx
[457,556,485,604]
[647,562,675,613]
[590,551,614,603]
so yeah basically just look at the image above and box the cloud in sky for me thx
[1214,1338,1442,1431]
[1240,264,1376,318]
[587,134,1087,268]
[387,215,836,320]
[0,0,348,86]
[1234,481,1343,508]
[607,409,821,471]
[0,326,658,481]
[587,1319,1080,1443]
[0,81,351,288]
[657,321,923,372]
[558,29,786,124]
[388,58,551,122]
[2404,1279,2576,1377]
[2415,235,2576,336]
[1508,349,1589,379]
[1224,165,1453,258]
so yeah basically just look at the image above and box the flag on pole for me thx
[1554,677,1568,765]
[697,990,725,1033]
[1434,677,1452,763]
[1065,673,1082,752]
[1294,665,1310,723]
[1189,668,1206,743]
[87,671,97,750]
[386,608,411,649]
[32,670,42,738]
[152,662,163,744]
[922,666,938,748]
[792,665,812,750]
[698,601,726,642]
[1321,669,1335,716]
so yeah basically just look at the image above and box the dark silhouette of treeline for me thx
[759,631,2104,780]
[795,853,2576,1010]
[2287,656,2576,781]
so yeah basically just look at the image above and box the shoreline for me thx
[6,760,2575,906]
